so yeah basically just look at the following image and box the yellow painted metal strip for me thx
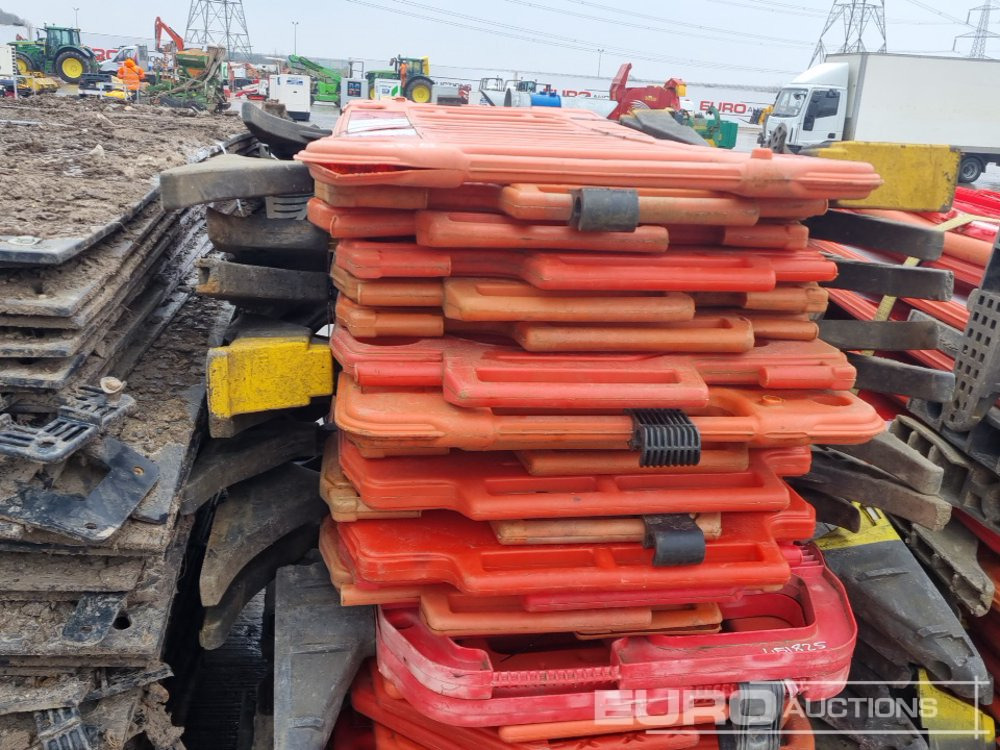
[207,334,333,420]
[816,504,900,550]
[916,668,995,745]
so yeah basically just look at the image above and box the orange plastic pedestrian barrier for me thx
[323,534,724,638]
[296,100,881,199]
[498,183,829,224]
[333,494,814,595]
[414,211,808,251]
[334,373,885,456]
[334,272,698,323]
[316,180,828,226]
[331,328,855,407]
[334,241,839,287]
[352,664,706,749]
[372,559,853,727]
[307,197,416,238]
[335,297,760,350]
[332,434,810,519]
[333,267,826,315]
[415,211,669,252]
[324,526,806,609]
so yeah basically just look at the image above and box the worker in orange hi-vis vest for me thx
[117,58,146,93]
[398,60,408,89]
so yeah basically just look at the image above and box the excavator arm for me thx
[154,16,185,53]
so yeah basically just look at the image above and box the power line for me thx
[343,0,799,74]
[898,0,972,26]
[553,0,812,43]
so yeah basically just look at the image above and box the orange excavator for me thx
[154,16,186,54]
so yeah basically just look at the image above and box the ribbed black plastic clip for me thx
[642,514,706,567]
[569,187,641,232]
[628,408,701,467]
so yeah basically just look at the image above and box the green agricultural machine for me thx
[367,55,434,102]
[11,25,98,84]
[287,54,343,105]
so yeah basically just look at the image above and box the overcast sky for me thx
[4,0,992,86]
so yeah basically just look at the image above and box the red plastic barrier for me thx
[334,490,815,595]
[322,527,727,635]
[334,373,885,456]
[415,211,808,251]
[297,101,881,199]
[334,240,839,287]
[353,664,704,749]
[333,268,826,315]
[499,183,828,224]
[415,211,669,252]
[331,329,855,407]
[333,434,810,519]
[333,271,697,323]
[335,297,762,349]
[326,528,807,609]
[307,198,416,238]
[372,553,853,726]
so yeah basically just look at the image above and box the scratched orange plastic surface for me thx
[334,374,884,455]
[334,241,839,288]
[331,328,856,407]
[499,183,828,224]
[334,272,697,323]
[332,495,814,595]
[332,434,810,518]
[314,181,502,211]
[296,101,880,199]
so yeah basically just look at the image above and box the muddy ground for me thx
[0,96,242,239]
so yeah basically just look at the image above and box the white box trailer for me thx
[762,52,1000,182]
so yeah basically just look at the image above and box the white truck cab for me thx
[763,62,847,151]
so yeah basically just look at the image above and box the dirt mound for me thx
[0,96,242,238]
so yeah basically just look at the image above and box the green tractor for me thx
[366,55,433,103]
[12,25,98,84]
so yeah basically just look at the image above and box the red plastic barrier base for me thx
[333,435,810,519]
[331,328,856,408]
[372,548,853,726]
[333,491,815,596]
[335,240,839,288]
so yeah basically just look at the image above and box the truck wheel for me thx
[959,156,984,184]
[55,51,88,83]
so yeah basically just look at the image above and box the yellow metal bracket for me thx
[207,332,333,422]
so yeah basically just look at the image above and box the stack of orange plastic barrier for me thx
[296,101,887,747]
